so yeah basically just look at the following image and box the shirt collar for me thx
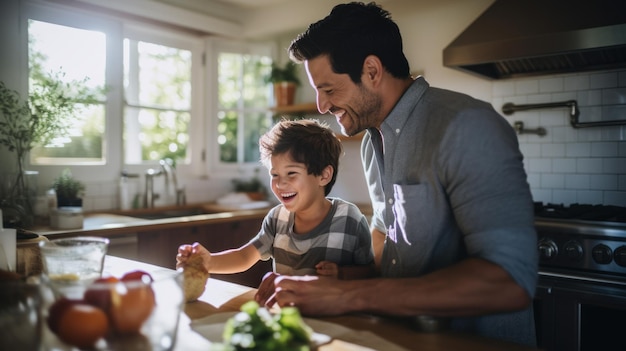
[380,77,429,137]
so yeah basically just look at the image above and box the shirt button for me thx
[392,259,396,265]
[395,128,400,134]
[388,198,393,205]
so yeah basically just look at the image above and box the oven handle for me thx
[539,271,626,287]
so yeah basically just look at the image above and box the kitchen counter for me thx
[25,203,271,238]
[25,202,373,239]
[103,255,538,351]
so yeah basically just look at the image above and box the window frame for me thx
[19,1,277,185]
[204,37,276,177]
[121,23,205,177]
[21,1,123,183]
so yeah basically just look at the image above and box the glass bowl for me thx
[40,269,183,351]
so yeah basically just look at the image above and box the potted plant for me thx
[265,61,301,107]
[52,169,85,207]
[0,72,101,227]
[231,168,267,201]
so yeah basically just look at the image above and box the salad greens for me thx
[221,301,313,351]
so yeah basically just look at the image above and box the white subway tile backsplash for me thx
[539,77,564,93]
[515,80,539,95]
[576,158,604,174]
[564,75,590,91]
[566,142,591,157]
[553,158,577,173]
[541,143,565,157]
[529,158,553,172]
[541,174,564,188]
[619,175,626,190]
[591,142,619,157]
[565,174,590,189]
[589,174,618,190]
[603,158,626,174]
[590,72,618,89]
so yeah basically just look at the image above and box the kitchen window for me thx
[123,25,203,165]
[22,1,274,183]
[27,19,107,165]
[208,39,274,168]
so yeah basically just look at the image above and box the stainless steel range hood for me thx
[443,0,626,80]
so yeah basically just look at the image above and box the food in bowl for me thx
[46,269,157,348]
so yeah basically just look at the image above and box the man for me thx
[255,2,538,346]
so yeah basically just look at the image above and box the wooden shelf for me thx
[270,102,318,115]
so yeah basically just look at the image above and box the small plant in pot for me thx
[52,169,85,207]
[265,61,301,107]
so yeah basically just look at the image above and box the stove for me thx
[532,203,626,351]
[534,202,626,278]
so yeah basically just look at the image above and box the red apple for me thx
[84,276,119,312]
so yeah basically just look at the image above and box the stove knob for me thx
[614,246,626,267]
[592,244,613,265]
[538,239,558,260]
[563,240,583,262]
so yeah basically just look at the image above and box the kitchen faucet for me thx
[143,159,186,208]
[159,158,186,206]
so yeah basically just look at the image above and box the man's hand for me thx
[255,274,353,316]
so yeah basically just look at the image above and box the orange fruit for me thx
[56,303,108,349]
[109,281,156,334]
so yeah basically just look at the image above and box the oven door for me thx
[534,272,626,351]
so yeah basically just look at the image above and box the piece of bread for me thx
[182,254,210,302]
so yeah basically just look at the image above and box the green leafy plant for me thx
[265,61,301,85]
[52,169,85,201]
[0,74,100,222]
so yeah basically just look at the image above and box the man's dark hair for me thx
[288,1,410,83]
[259,119,343,195]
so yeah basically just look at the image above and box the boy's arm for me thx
[208,243,261,274]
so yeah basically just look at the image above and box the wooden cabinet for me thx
[137,217,272,288]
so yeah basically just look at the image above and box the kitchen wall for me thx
[2,0,624,212]
[491,70,626,207]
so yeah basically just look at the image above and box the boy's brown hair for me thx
[259,119,343,195]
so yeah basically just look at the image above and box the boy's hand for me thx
[315,261,339,278]
[176,242,211,272]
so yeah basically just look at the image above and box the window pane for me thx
[217,52,272,163]
[124,39,192,163]
[217,110,238,163]
[28,20,106,163]
[243,111,270,163]
[218,53,242,110]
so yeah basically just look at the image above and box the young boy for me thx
[176,119,374,280]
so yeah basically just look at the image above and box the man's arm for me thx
[258,258,530,317]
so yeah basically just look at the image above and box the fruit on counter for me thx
[84,276,119,312]
[48,270,157,347]
[181,253,210,302]
[48,297,109,349]
[108,276,156,334]
[222,300,314,350]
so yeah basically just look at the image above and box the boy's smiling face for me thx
[268,152,329,213]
